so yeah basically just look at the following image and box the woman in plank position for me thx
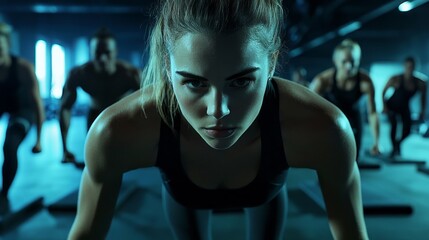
[68,0,368,239]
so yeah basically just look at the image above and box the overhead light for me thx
[399,1,413,11]
[398,0,429,12]
[338,21,362,36]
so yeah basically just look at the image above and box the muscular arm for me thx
[309,75,326,95]
[381,77,395,112]
[59,69,78,154]
[68,91,160,239]
[277,79,368,239]
[68,119,123,240]
[21,62,45,148]
[418,79,427,119]
[362,77,380,150]
[317,114,368,240]
[130,67,142,90]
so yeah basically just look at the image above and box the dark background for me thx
[1,0,429,116]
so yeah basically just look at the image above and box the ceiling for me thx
[1,0,429,62]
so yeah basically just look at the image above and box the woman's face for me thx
[168,29,274,150]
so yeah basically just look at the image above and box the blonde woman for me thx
[68,1,368,239]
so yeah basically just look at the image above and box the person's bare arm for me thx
[362,76,380,154]
[68,90,159,239]
[381,76,396,113]
[418,79,427,120]
[59,69,78,157]
[130,67,142,90]
[20,61,45,152]
[317,113,368,240]
[276,79,368,239]
[68,118,123,240]
[309,75,327,95]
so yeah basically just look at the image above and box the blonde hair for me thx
[0,22,13,46]
[141,0,285,128]
[333,38,362,63]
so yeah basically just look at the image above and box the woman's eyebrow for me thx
[226,67,260,80]
[175,67,260,81]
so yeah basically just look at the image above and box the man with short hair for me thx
[59,28,141,164]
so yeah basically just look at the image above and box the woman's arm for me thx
[269,78,368,239]
[68,90,159,239]
[361,76,380,155]
[317,113,368,240]
[68,116,124,240]
[68,168,122,240]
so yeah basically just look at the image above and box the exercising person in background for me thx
[0,22,45,213]
[59,28,141,165]
[310,39,381,159]
[382,56,427,156]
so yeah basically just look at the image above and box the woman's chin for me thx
[200,135,239,150]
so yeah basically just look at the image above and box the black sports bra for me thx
[155,80,289,210]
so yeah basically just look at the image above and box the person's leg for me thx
[244,186,288,240]
[1,116,31,198]
[387,111,398,155]
[398,108,412,155]
[162,185,212,240]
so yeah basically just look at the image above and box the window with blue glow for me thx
[51,44,66,99]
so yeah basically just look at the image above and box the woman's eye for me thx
[184,80,207,89]
[230,78,254,88]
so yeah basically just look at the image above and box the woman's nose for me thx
[206,89,230,120]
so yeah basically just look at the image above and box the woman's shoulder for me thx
[314,68,335,81]
[85,88,162,180]
[273,77,356,170]
[274,77,336,121]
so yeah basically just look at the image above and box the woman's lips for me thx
[203,128,236,139]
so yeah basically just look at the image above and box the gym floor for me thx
[0,115,428,240]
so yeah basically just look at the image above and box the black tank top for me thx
[324,70,363,128]
[0,55,20,114]
[386,75,418,111]
[155,80,289,210]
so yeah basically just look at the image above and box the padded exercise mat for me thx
[47,183,139,212]
[299,181,413,215]
[364,150,426,166]
[357,159,382,170]
[0,197,44,232]
[417,165,429,175]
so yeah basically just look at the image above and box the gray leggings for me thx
[162,185,288,240]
